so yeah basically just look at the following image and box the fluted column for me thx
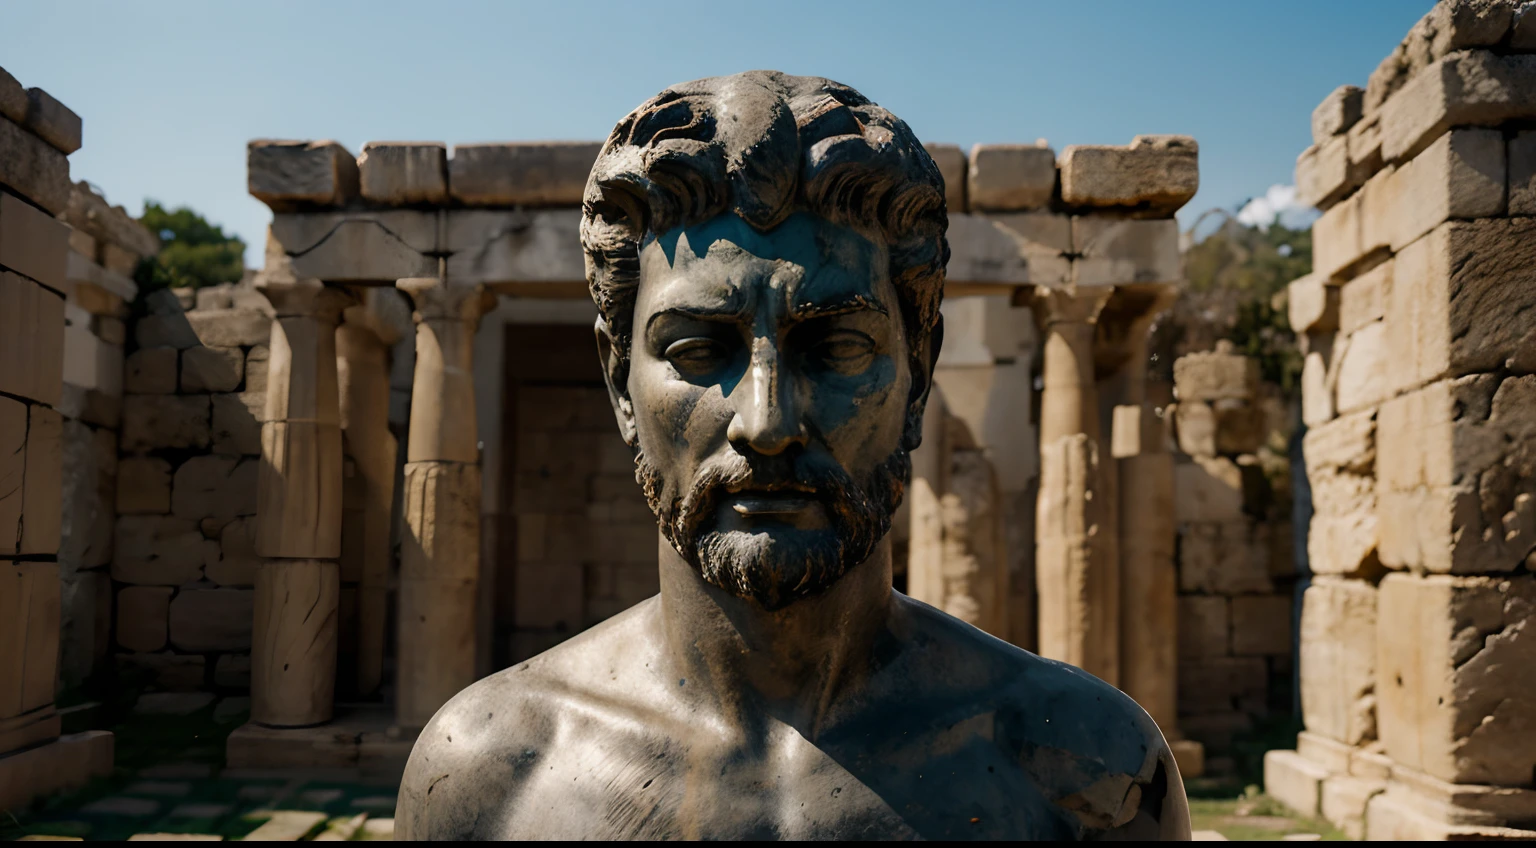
[252,277,352,727]
[1033,286,1114,680]
[395,278,494,728]
[337,289,410,697]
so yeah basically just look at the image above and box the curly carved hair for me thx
[580,71,950,399]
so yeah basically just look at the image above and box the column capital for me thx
[1031,284,1114,326]
[397,278,497,326]
[256,276,354,322]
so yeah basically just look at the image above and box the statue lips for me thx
[722,481,821,519]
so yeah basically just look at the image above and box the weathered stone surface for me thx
[1059,136,1198,215]
[116,586,172,652]
[1300,577,1377,746]
[168,589,253,653]
[922,143,967,213]
[1297,729,1355,774]
[124,347,177,395]
[1311,164,1398,281]
[186,309,271,348]
[441,208,584,285]
[1320,774,1386,841]
[448,142,600,207]
[0,116,70,214]
[113,513,211,587]
[1178,595,1228,659]
[1174,456,1269,524]
[171,455,257,526]
[942,213,1053,286]
[121,395,209,453]
[133,314,199,350]
[1517,1,1536,49]
[116,457,172,515]
[244,345,269,395]
[1347,112,1384,177]
[1312,85,1364,146]
[1295,134,1365,210]
[62,182,160,259]
[0,271,64,406]
[1178,656,1267,715]
[248,140,359,210]
[1366,781,1536,840]
[1332,320,1387,415]
[357,142,448,205]
[0,191,67,293]
[1264,749,1328,819]
[1379,128,1505,254]
[1300,341,1337,427]
[180,346,243,393]
[1510,130,1536,216]
[1230,594,1292,656]
[210,392,262,456]
[1380,51,1536,164]
[1178,519,1273,594]
[22,87,80,155]
[0,67,25,123]
[966,144,1056,212]
[1287,274,1337,334]
[1384,219,1536,398]
[1337,259,1389,336]
[1173,345,1259,402]
[205,517,258,587]
[1070,217,1180,285]
[1377,573,1536,786]
[1173,401,1216,457]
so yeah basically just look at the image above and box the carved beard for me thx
[634,446,909,610]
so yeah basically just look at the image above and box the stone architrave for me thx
[1032,285,1115,682]
[395,278,494,728]
[251,276,351,728]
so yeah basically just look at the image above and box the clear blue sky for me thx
[3,0,1429,267]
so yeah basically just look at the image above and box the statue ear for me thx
[595,317,638,446]
[902,314,944,452]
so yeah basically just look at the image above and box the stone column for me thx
[1032,285,1114,681]
[336,289,409,697]
[395,278,494,728]
[252,277,351,727]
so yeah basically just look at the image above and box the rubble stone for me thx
[1173,345,1259,402]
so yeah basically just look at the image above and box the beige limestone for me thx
[120,395,210,453]
[1297,729,1355,774]
[168,588,252,652]
[1229,595,1291,656]
[1058,136,1198,214]
[116,586,171,652]
[248,140,359,210]
[100,242,139,276]
[1117,448,1177,730]
[941,213,1052,287]
[442,208,586,286]
[966,144,1056,212]
[1264,749,1328,819]
[111,515,210,586]
[1380,51,1536,163]
[0,191,67,293]
[1295,134,1362,210]
[0,271,64,407]
[124,347,178,394]
[1366,781,1536,841]
[210,392,263,456]
[61,182,160,259]
[1172,345,1258,402]
[922,143,967,213]
[358,141,449,205]
[1511,130,1536,215]
[1173,456,1267,525]
[1286,274,1337,335]
[1070,217,1180,286]
[205,517,258,587]
[14,404,62,556]
[180,346,243,393]
[115,456,172,514]
[0,560,60,721]
[1376,573,1536,786]
[0,706,61,756]
[1172,401,1216,458]
[1312,85,1364,145]
[1179,596,1229,663]
[1337,258,1389,336]
[1347,111,1384,176]
[1177,520,1273,595]
[186,309,271,348]
[448,141,601,207]
[0,116,70,214]
[1380,128,1506,254]
[1300,578,1377,746]
[170,455,257,525]
[1332,320,1387,415]
[1381,760,1536,831]
[1320,774,1386,840]
[244,345,269,395]
[270,208,439,257]
[251,559,339,726]
[398,280,492,463]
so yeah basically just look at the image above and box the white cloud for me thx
[1236,184,1318,230]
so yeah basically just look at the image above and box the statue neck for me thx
[655,531,896,741]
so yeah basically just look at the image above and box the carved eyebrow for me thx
[789,293,888,321]
[645,303,749,330]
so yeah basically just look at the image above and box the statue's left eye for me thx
[664,338,726,374]
[814,330,875,371]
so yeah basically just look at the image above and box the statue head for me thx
[581,71,948,610]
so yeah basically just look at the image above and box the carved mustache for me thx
[672,450,869,545]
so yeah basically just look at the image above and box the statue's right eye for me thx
[664,338,727,375]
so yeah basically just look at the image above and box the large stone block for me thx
[112,515,209,586]
[1230,594,1292,656]
[1378,573,1536,786]
[1295,134,1363,210]
[121,395,209,453]
[115,457,172,514]
[171,455,257,526]
[1384,218,1536,397]
[1174,455,1270,524]
[966,144,1056,212]
[357,141,448,205]
[116,586,171,652]
[1286,274,1337,334]
[1177,519,1273,595]
[1177,656,1267,715]
[180,345,243,393]
[1310,165,1396,281]
[124,347,177,394]
[922,143,966,213]
[0,560,60,719]
[1510,130,1536,216]
[1299,577,1377,746]
[14,405,62,556]
[1366,780,1536,840]
[448,142,600,207]
[1377,374,1535,574]
[0,271,64,406]
[443,208,585,285]
[1312,85,1364,146]
[1264,749,1328,819]
[1300,341,1337,427]
[1377,128,1506,254]
[186,309,271,348]
[6,399,38,552]
[168,588,253,653]
[1177,595,1228,659]
[942,213,1046,287]
[244,345,269,395]
[1070,217,1180,286]
[1380,51,1536,164]
[248,140,359,211]
[1332,320,1387,415]
[1173,345,1259,402]
[211,392,263,456]
[22,87,80,155]
[1320,774,1385,840]
[0,117,70,214]
[205,517,258,587]
[1304,407,1375,477]
[0,67,24,123]
[1058,136,1198,215]
[61,182,160,259]
[1337,258,1388,336]
[0,190,67,293]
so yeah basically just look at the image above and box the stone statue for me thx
[397,71,1191,840]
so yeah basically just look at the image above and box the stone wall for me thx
[1168,344,1294,774]
[1265,0,1536,839]
[112,283,272,695]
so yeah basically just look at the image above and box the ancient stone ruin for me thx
[1264,0,1536,839]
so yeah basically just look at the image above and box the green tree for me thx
[134,202,245,291]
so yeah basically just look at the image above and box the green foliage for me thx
[133,201,245,292]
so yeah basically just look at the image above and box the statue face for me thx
[616,211,915,609]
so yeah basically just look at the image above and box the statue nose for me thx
[727,336,808,456]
